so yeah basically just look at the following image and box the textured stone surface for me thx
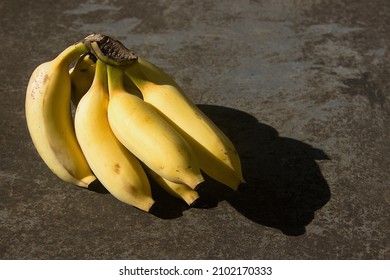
[0,0,389,259]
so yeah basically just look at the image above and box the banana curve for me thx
[25,42,96,187]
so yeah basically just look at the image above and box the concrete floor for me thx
[1,0,389,259]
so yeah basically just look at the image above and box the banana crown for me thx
[83,34,138,66]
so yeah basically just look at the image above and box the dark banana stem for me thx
[82,34,138,66]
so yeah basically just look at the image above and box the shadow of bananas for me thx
[197,104,331,236]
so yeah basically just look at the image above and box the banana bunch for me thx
[25,34,244,213]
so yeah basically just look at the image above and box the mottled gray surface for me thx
[1,0,389,259]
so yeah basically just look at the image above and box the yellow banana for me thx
[25,42,96,187]
[74,59,155,212]
[124,57,244,190]
[147,168,199,206]
[106,65,204,189]
[69,53,96,106]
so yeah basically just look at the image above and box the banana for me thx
[25,42,96,187]
[106,65,204,189]
[147,168,199,206]
[69,53,96,106]
[74,59,155,211]
[124,57,244,190]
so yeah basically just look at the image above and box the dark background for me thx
[1,0,389,259]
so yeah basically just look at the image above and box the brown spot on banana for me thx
[30,72,49,100]
[113,163,121,174]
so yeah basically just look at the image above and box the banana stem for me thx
[92,59,107,90]
[107,65,125,96]
[55,42,89,67]
[125,64,150,90]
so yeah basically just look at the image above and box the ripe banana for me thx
[124,58,244,190]
[69,53,96,106]
[25,42,96,187]
[74,59,155,212]
[106,65,204,189]
[146,168,199,206]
